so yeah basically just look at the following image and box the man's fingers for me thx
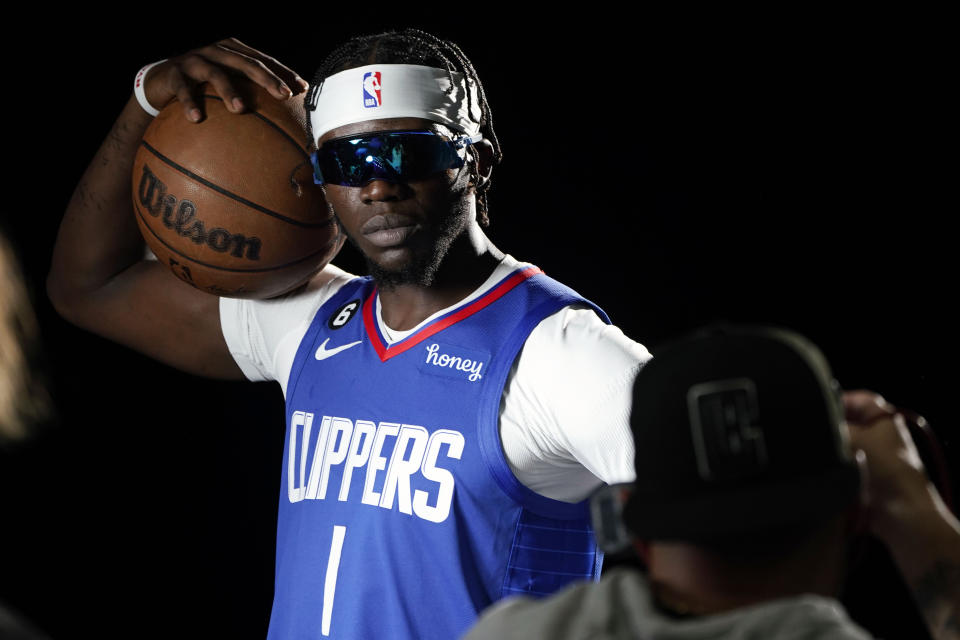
[198,39,303,99]
[216,37,310,93]
[143,39,303,123]
[165,56,245,120]
[169,68,203,123]
[844,390,896,425]
[175,51,270,113]
[191,65,248,113]
[195,45,290,100]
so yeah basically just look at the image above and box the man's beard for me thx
[354,210,462,289]
[333,176,472,290]
[364,247,442,289]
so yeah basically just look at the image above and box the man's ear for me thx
[469,139,495,188]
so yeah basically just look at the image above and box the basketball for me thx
[132,81,342,298]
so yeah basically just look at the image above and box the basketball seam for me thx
[135,200,340,273]
[201,93,311,158]
[139,140,335,230]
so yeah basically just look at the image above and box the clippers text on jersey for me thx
[287,412,465,524]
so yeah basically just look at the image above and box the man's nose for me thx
[360,179,411,203]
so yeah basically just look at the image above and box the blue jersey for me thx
[268,266,610,639]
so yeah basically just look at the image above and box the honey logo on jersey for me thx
[421,342,488,382]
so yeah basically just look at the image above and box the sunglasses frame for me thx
[311,130,483,187]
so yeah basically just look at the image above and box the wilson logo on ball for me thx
[137,164,262,261]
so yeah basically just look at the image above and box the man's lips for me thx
[362,214,420,248]
[361,214,418,234]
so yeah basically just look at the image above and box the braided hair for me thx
[306,28,501,227]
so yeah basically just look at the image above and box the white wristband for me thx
[134,59,168,117]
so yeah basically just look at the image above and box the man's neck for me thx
[647,536,846,616]
[377,224,504,331]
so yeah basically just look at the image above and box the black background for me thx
[0,9,953,639]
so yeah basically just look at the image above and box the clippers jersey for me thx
[269,266,609,639]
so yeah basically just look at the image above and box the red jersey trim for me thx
[363,266,544,363]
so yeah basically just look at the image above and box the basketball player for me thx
[48,31,650,638]
[466,328,960,640]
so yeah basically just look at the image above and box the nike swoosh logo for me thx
[315,338,363,361]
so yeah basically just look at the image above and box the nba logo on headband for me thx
[363,71,382,108]
[310,64,483,144]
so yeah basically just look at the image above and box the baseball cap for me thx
[620,325,861,541]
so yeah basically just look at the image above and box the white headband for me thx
[309,64,482,143]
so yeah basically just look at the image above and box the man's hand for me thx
[142,37,310,122]
[844,390,937,540]
[844,390,960,640]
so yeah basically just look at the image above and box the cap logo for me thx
[362,71,382,108]
[687,378,768,481]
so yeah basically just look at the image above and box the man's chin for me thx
[341,213,464,290]
[365,252,440,289]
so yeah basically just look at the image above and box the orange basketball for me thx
[132,81,342,299]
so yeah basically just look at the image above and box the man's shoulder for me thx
[499,255,609,320]
[465,569,649,640]
[217,264,365,388]
[510,254,651,401]
[224,264,361,316]
[466,569,876,640]
[281,264,364,307]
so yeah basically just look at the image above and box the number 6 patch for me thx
[328,299,361,330]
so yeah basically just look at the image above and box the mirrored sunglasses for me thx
[311,130,482,187]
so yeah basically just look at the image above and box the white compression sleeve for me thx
[499,306,651,502]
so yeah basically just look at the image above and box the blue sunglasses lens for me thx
[313,131,468,186]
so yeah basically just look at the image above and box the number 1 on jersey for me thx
[323,525,347,636]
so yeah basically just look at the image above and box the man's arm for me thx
[48,39,311,379]
[500,305,651,501]
[845,391,960,640]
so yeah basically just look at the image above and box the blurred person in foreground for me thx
[0,231,53,639]
[465,326,960,640]
[0,233,50,446]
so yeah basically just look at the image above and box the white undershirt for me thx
[219,255,651,502]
